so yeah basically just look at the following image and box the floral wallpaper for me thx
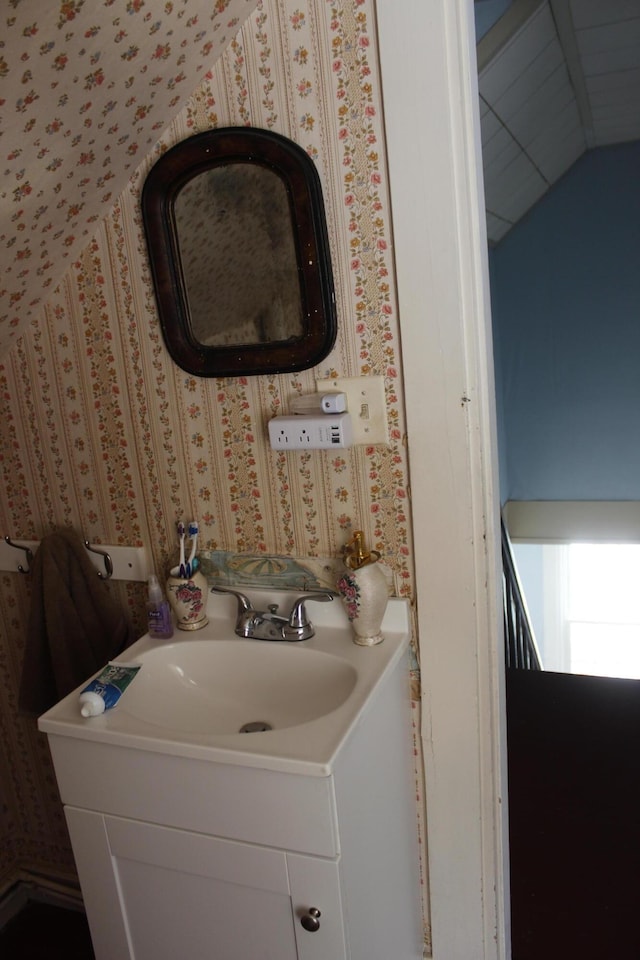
[0,0,428,947]
[0,0,259,353]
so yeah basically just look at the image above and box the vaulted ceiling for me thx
[478,0,640,244]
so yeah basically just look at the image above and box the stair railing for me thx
[501,518,542,670]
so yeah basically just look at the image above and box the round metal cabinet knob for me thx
[300,907,321,932]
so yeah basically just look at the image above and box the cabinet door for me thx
[65,806,132,959]
[105,814,299,960]
[288,852,349,960]
[66,807,347,960]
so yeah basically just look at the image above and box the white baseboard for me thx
[0,884,29,930]
[0,879,84,930]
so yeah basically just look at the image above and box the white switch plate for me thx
[316,376,389,445]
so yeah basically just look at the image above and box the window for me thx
[513,542,640,680]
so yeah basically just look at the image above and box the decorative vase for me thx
[165,569,209,631]
[336,531,388,646]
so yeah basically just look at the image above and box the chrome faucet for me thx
[210,586,334,641]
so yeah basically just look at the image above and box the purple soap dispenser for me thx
[146,573,174,639]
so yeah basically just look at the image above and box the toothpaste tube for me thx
[79,662,141,718]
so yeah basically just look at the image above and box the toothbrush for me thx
[177,521,186,578]
[185,521,198,577]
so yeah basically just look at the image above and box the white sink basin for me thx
[124,640,357,734]
[39,589,410,776]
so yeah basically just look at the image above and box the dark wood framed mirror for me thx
[141,127,337,378]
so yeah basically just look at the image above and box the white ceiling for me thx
[477,0,640,244]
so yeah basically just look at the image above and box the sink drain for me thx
[239,720,273,733]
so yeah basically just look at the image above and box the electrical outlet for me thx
[268,413,353,450]
[316,376,389,445]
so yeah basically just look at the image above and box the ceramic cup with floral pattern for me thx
[166,570,209,630]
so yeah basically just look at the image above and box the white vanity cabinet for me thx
[65,807,347,960]
[40,600,422,960]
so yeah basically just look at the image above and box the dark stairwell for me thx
[503,522,640,959]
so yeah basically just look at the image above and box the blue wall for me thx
[490,141,640,503]
[474,0,513,40]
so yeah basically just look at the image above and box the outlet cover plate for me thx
[316,376,389,445]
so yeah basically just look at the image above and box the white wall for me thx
[377,2,509,957]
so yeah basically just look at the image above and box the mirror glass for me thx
[174,164,303,347]
[142,128,336,378]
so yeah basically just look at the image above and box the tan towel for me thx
[19,529,135,715]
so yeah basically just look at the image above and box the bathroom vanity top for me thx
[39,590,411,776]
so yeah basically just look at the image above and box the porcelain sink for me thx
[39,588,410,776]
[124,640,357,735]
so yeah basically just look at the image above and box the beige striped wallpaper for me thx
[0,0,426,940]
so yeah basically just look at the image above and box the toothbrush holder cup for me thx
[166,569,209,630]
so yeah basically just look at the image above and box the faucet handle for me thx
[210,585,254,614]
[285,592,334,640]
